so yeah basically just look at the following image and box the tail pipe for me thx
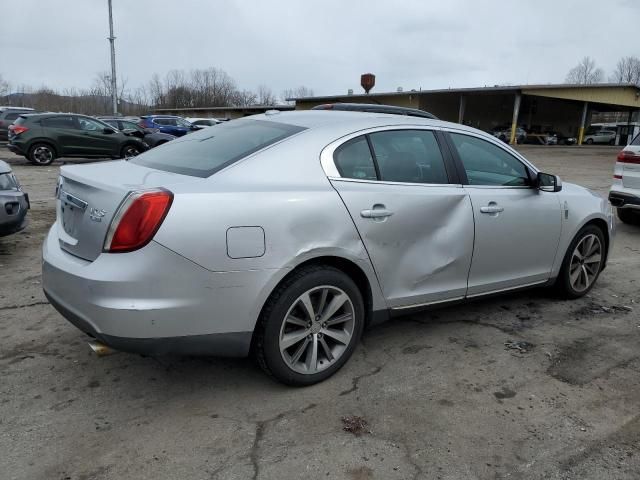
[88,339,116,357]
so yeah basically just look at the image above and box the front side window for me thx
[449,133,530,186]
[333,136,377,181]
[78,117,106,132]
[176,118,191,127]
[369,130,448,184]
[131,119,305,177]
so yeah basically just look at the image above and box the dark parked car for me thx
[138,115,199,137]
[0,160,29,237]
[7,113,148,165]
[0,107,35,141]
[98,117,176,148]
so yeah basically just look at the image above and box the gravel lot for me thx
[1,145,639,480]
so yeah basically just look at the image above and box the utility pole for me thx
[107,0,118,114]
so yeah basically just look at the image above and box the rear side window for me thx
[130,119,306,177]
[450,133,530,186]
[631,133,640,146]
[42,116,76,129]
[369,130,448,184]
[333,136,377,181]
[4,112,22,121]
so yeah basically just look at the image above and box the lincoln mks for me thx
[42,109,614,385]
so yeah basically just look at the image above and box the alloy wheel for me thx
[123,146,140,158]
[569,233,602,293]
[279,286,355,375]
[33,146,53,164]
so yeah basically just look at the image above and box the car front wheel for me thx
[120,144,142,159]
[254,265,365,386]
[556,225,605,299]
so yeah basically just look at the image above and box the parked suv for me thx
[609,132,640,225]
[0,107,35,141]
[0,160,29,237]
[583,129,616,145]
[98,117,176,148]
[138,115,198,137]
[185,117,221,129]
[7,113,148,165]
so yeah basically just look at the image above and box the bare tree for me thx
[565,57,604,84]
[232,89,258,107]
[0,73,9,100]
[257,85,277,105]
[610,56,640,85]
[281,85,314,104]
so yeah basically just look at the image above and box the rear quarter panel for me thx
[152,131,387,323]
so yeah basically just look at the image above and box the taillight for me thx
[617,150,640,164]
[9,125,29,135]
[104,189,173,253]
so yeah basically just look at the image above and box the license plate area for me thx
[59,189,88,238]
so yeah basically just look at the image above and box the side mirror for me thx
[537,172,562,192]
[103,127,116,134]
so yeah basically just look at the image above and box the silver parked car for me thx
[583,129,616,145]
[42,110,614,385]
[0,160,29,237]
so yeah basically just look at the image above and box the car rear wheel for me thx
[28,143,56,166]
[617,208,640,225]
[120,144,141,159]
[555,225,605,299]
[254,265,364,386]
[585,138,594,145]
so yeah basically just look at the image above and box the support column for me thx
[578,102,589,146]
[458,95,466,124]
[509,94,522,145]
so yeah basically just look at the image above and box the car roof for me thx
[142,115,181,119]
[0,106,34,112]
[0,160,11,174]
[312,103,437,119]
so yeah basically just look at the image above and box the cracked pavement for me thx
[1,146,639,479]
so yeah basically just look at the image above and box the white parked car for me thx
[583,129,616,145]
[185,117,221,129]
[609,132,640,224]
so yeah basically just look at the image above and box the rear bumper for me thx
[7,142,26,156]
[609,190,640,210]
[41,224,281,357]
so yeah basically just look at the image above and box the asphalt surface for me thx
[1,146,639,480]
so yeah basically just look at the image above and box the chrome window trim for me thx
[328,176,463,188]
[320,124,445,182]
[442,126,540,175]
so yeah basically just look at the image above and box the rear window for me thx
[4,112,22,121]
[130,119,306,177]
[42,116,76,129]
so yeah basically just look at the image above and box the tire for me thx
[609,139,615,146]
[617,208,640,225]
[585,138,594,145]
[120,143,142,159]
[555,225,606,299]
[28,143,56,166]
[254,265,365,386]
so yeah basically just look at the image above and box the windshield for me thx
[176,118,192,127]
[130,119,306,177]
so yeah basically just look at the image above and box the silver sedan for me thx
[42,110,614,385]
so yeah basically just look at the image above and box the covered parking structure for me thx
[293,84,640,146]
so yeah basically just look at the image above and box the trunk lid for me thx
[56,160,201,261]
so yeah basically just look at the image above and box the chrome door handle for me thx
[480,204,504,214]
[361,207,393,219]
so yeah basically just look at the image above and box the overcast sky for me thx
[1,0,638,98]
